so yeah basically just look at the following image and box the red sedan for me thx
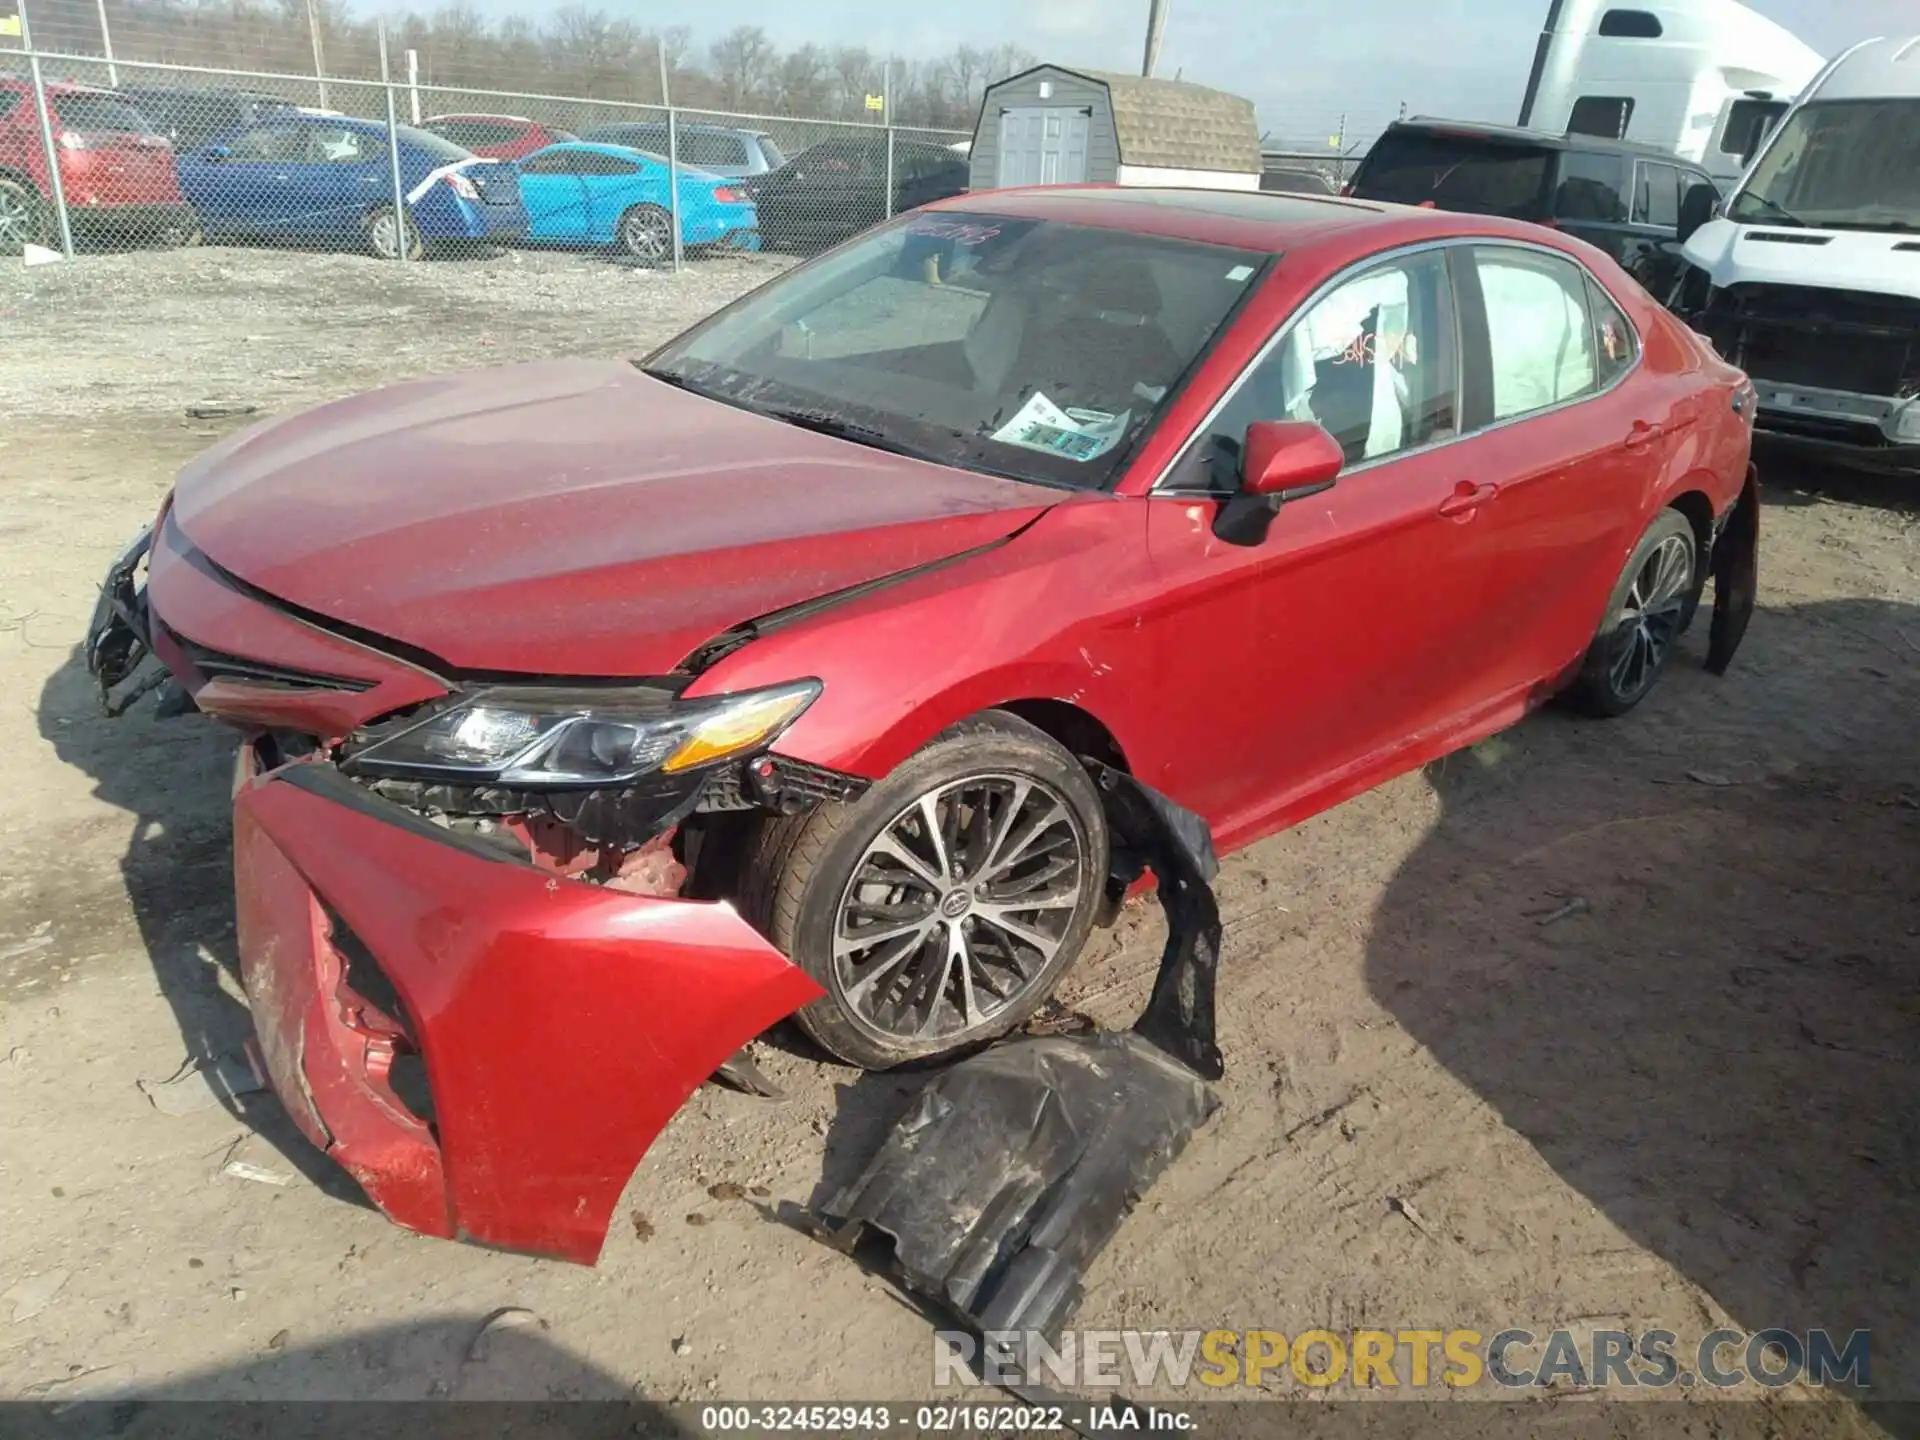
[418,112,578,161]
[86,188,1758,1264]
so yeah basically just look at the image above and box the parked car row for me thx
[1,83,974,262]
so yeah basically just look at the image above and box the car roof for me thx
[424,112,537,124]
[926,184,1577,255]
[1387,116,1703,163]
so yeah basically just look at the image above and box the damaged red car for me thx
[86,188,1759,1265]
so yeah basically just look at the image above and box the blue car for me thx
[176,114,527,258]
[514,142,760,262]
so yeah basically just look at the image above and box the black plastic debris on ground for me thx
[807,763,1225,1343]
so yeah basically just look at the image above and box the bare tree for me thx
[709,24,775,111]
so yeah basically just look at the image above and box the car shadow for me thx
[14,1315,690,1429]
[36,644,370,1208]
[1364,594,1920,1404]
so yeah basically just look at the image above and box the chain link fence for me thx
[0,33,970,270]
[1,0,1388,276]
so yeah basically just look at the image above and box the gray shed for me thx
[970,65,1263,193]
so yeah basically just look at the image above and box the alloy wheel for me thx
[1607,533,1694,700]
[830,773,1092,1045]
[0,184,40,254]
[622,207,671,262]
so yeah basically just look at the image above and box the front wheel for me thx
[1564,509,1699,717]
[0,177,48,256]
[616,203,673,264]
[365,205,423,261]
[740,712,1109,1070]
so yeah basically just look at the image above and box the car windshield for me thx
[643,212,1267,491]
[1354,131,1555,219]
[399,125,473,163]
[1726,99,1920,232]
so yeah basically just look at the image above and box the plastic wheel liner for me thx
[807,762,1226,1347]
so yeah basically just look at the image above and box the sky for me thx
[450,0,1913,142]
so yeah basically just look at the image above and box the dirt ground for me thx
[0,245,1914,1429]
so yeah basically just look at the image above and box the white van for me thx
[1518,0,1821,185]
[1673,36,1920,469]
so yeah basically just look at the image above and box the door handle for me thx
[1626,419,1666,449]
[1438,480,1498,518]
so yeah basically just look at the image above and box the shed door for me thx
[998,106,1091,187]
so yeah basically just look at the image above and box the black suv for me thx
[115,86,300,152]
[1349,119,1719,299]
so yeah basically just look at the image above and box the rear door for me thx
[578,149,654,244]
[1624,159,1683,293]
[291,122,387,240]
[515,148,592,241]
[1456,243,1668,697]
[1550,148,1632,265]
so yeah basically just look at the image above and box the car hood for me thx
[169,360,1058,677]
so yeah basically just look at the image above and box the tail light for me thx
[711,186,743,204]
[1339,183,1353,196]
[445,171,481,200]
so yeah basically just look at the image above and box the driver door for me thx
[1139,247,1502,839]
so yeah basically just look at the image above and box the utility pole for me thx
[305,0,329,109]
[95,0,117,86]
[1142,0,1169,78]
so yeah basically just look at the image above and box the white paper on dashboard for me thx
[991,391,1131,463]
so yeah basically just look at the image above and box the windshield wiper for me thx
[1732,193,1806,227]
[754,405,947,464]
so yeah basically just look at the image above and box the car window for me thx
[650,213,1265,492]
[1554,150,1629,221]
[1474,247,1598,420]
[224,124,308,163]
[53,93,150,134]
[305,125,381,165]
[1567,96,1635,140]
[1586,276,1638,388]
[577,151,642,176]
[680,132,749,168]
[1632,162,1681,228]
[1199,250,1459,479]
[1719,98,1785,161]
[1352,131,1554,219]
[0,92,19,122]
[519,149,585,175]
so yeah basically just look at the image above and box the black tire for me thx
[0,177,48,257]
[616,203,673,265]
[151,209,203,250]
[365,205,423,261]
[740,711,1110,1070]
[1564,508,1699,718]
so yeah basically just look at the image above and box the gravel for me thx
[0,243,791,421]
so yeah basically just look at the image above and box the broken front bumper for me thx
[231,749,822,1263]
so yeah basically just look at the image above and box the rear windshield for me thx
[54,93,151,134]
[426,119,522,148]
[398,126,473,163]
[1353,131,1555,219]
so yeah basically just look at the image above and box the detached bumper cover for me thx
[233,756,821,1263]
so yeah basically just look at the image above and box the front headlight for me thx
[344,679,820,787]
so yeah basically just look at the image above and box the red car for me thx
[0,78,196,251]
[418,113,578,161]
[86,188,1758,1265]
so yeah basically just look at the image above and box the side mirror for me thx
[1213,420,1344,547]
[1678,182,1717,244]
[1240,419,1345,500]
